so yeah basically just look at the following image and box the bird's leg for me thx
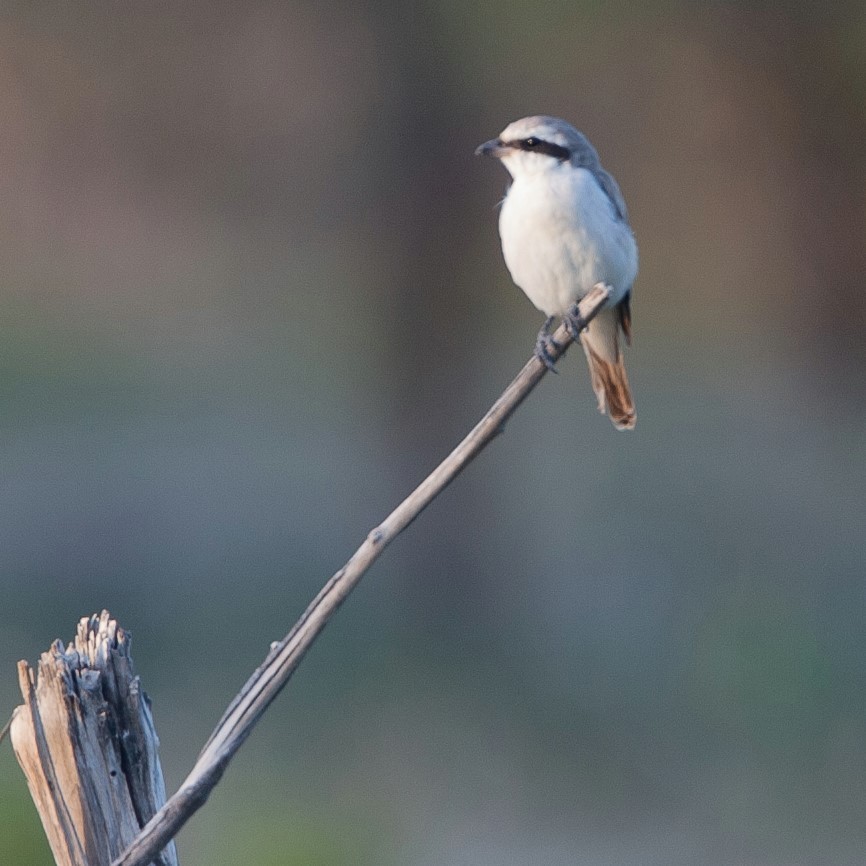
[534,316,561,372]
[564,304,589,341]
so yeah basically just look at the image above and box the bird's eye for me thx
[524,137,539,148]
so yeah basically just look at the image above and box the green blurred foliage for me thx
[0,753,52,865]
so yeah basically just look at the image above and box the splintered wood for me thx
[10,611,178,866]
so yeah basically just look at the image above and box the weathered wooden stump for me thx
[10,611,178,866]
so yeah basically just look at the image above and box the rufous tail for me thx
[579,301,636,430]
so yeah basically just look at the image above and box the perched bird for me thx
[476,116,637,430]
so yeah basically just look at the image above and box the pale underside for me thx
[498,164,637,317]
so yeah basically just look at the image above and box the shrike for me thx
[476,116,637,430]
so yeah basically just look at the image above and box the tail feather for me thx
[580,302,636,430]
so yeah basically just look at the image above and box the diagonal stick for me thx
[113,284,611,866]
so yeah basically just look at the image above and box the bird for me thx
[475,115,637,430]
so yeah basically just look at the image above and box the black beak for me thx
[475,138,505,158]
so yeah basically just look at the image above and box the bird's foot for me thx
[534,317,561,372]
[564,305,589,341]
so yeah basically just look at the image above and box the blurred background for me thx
[1,2,864,864]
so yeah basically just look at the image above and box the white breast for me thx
[498,166,638,317]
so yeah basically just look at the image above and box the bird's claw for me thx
[534,317,560,372]
[564,306,588,340]
[535,337,561,372]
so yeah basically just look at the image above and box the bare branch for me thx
[113,284,612,866]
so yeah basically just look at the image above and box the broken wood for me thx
[10,611,178,866]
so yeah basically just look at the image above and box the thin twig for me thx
[0,712,13,746]
[113,284,612,866]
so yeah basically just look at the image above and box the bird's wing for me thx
[591,166,629,224]
[617,291,632,345]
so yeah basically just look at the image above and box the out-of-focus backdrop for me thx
[1,2,864,864]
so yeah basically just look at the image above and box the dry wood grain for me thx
[10,612,178,866]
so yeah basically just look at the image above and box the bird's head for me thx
[475,115,600,179]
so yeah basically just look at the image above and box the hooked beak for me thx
[475,138,506,158]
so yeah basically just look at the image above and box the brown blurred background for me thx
[1,2,864,864]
